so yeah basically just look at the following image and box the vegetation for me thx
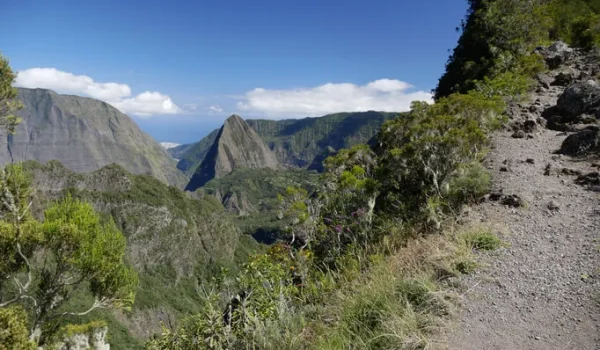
[202,168,320,241]
[0,306,36,350]
[0,164,138,346]
[147,0,587,347]
[0,52,22,134]
[171,111,400,176]
[20,160,254,349]
[5,0,599,348]
[146,60,513,350]
[435,0,600,99]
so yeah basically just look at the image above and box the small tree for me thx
[0,164,138,344]
[0,52,22,134]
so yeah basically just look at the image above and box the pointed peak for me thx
[225,114,244,124]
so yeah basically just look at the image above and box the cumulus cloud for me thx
[237,79,432,118]
[14,67,180,117]
[208,105,223,113]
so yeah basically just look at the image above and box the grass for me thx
[462,228,504,251]
[250,225,482,350]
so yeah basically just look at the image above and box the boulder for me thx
[556,80,600,122]
[512,130,526,139]
[535,41,573,69]
[552,68,581,86]
[558,126,600,156]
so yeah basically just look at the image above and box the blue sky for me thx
[1,0,467,144]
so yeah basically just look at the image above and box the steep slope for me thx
[185,115,279,191]
[170,111,399,175]
[24,160,257,348]
[0,88,188,187]
[202,167,320,241]
[169,128,219,176]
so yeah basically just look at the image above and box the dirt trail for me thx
[447,127,600,349]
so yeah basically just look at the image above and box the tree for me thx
[0,164,138,345]
[0,52,22,134]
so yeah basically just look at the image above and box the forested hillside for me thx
[147,0,600,349]
[2,0,600,349]
[170,111,399,176]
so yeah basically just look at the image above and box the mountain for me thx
[24,160,260,349]
[169,129,220,177]
[0,88,188,188]
[185,115,280,191]
[171,111,400,176]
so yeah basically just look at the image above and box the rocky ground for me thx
[447,43,600,350]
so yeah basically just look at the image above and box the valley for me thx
[1,1,600,349]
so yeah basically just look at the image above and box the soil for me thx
[447,126,600,349]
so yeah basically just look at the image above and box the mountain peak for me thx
[2,88,188,188]
[185,115,280,191]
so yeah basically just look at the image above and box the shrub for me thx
[463,229,503,251]
[0,306,36,350]
[445,162,491,208]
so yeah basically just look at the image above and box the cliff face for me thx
[171,111,399,176]
[185,115,280,191]
[0,88,188,188]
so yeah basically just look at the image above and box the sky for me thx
[1,0,468,144]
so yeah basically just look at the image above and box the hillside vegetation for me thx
[2,0,600,348]
[147,0,600,349]
[170,111,399,176]
[202,167,320,242]
[25,160,262,348]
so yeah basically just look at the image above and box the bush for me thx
[0,307,36,350]
[463,229,503,251]
[445,162,491,207]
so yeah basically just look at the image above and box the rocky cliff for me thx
[185,115,280,191]
[1,88,188,188]
[171,111,399,176]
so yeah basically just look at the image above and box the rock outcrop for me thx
[2,88,188,188]
[185,115,280,191]
[171,111,397,176]
[556,80,600,122]
[535,41,573,69]
[558,125,600,156]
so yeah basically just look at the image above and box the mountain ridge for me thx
[1,88,188,188]
[185,114,280,191]
[171,111,400,176]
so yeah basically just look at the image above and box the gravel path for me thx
[447,128,600,349]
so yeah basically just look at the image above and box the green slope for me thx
[23,160,261,349]
[202,168,320,243]
[170,111,401,176]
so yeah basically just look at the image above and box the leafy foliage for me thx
[0,52,22,134]
[434,0,600,99]
[0,306,36,350]
[0,164,138,346]
[375,92,502,228]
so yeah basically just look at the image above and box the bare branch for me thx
[0,242,34,308]
[51,297,115,319]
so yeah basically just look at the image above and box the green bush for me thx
[0,307,36,350]
[445,162,491,207]
[464,230,503,251]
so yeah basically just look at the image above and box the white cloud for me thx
[208,105,223,113]
[237,79,432,118]
[112,91,180,117]
[14,67,180,117]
